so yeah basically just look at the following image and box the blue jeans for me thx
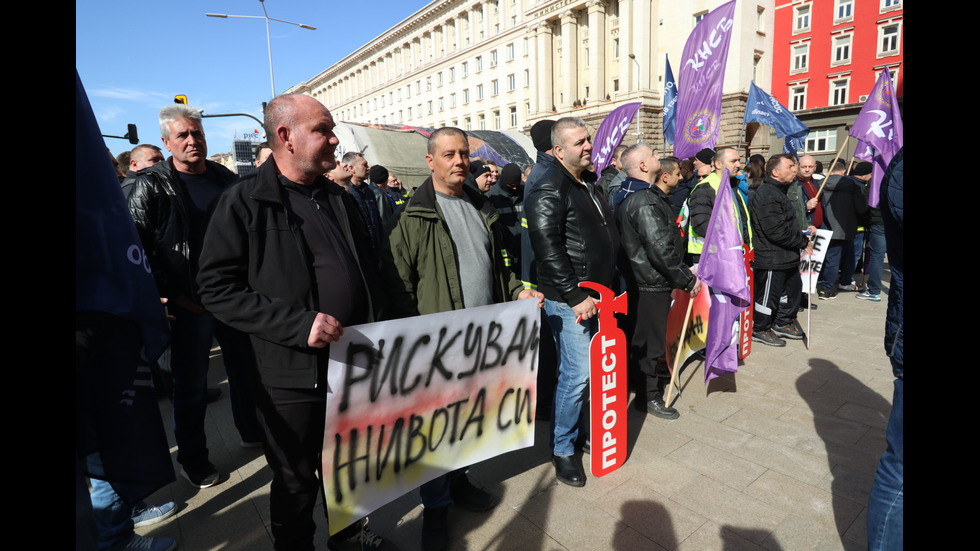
[170,306,260,468]
[867,376,903,550]
[544,299,596,457]
[89,478,134,551]
[819,240,845,291]
[865,225,886,294]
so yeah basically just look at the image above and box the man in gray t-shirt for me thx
[381,127,544,551]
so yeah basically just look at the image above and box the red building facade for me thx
[770,0,903,159]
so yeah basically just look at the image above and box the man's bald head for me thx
[622,143,660,183]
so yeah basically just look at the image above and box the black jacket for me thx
[616,182,696,293]
[748,177,810,271]
[486,179,524,274]
[526,161,619,306]
[196,160,381,389]
[820,174,868,241]
[127,158,236,300]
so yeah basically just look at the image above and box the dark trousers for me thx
[630,291,672,400]
[169,307,260,467]
[754,268,802,331]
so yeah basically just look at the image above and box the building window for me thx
[427,101,433,115]
[408,106,412,118]
[439,97,444,112]
[879,23,901,56]
[479,114,486,130]
[790,86,806,111]
[450,93,456,108]
[509,106,517,127]
[506,43,515,61]
[694,11,708,25]
[805,129,837,152]
[463,89,470,104]
[464,117,472,130]
[613,79,620,93]
[585,48,590,67]
[875,67,900,88]
[524,37,530,56]
[830,79,849,106]
[476,56,483,72]
[493,110,501,130]
[508,74,516,91]
[757,6,765,32]
[462,61,468,77]
[449,67,455,82]
[524,69,530,87]
[832,34,851,65]
[437,72,443,87]
[613,38,619,58]
[792,44,809,72]
[491,50,498,67]
[491,79,499,96]
[525,102,531,115]
[835,0,854,23]
[881,0,901,11]
[477,84,484,100]
[794,5,810,32]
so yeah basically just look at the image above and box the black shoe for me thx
[772,323,804,340]
[421,506,449,551]
[327,518,387,551]
[552,455,585,487]
[450,475,497,512]
[817,289,838,300]
[640,396,680,420]
[180,462,222,488]
[752,330,787,347]
[206,387,222,403]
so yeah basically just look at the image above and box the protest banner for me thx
[739,247,755,360]
[581,282,628,477]
[323,300,540,533]
[665,287,710,400]
[800,229,833,293]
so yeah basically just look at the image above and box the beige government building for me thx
[287,0,777,156]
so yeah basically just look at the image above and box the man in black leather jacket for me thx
[128,104,260,489]
[526,117,619,489]
[615,149,701,420]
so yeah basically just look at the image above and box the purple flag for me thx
[696,169,750,382]
[849,71,903,207]
[591,102,640,174]
[673,0,737,159]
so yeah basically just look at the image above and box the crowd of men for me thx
[97,96,891,551]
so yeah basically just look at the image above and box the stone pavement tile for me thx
[750,365,812,389]
[764,386,847,415]
[833,402,889,430]
[730,436,831,487]
[744,470,863,536]
[841,507,868,551]
[666,412,754,452]
[671,476,782,543]
[795,436,882,476]
[778,407,872,445]
[518,484,625,550]
[814,464,875,508]
[679,394,741,422]
[713,388,795,419]
[606,526,669,551]
[666,440,767,490]
[596,480,707,550]
[476,458,557,510]
[444,503,546,551]
[722,408,811,448]
[761,514,848,550]
[675,521,767,551]
[621,418,693,459]
[615,454,701,499]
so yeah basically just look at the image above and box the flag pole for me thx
[736,122,746,158]
[664,295,695,407]
[805,254,812,349]
[815,135,850,198]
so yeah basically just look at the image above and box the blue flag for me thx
[663,54,677,146]
[743,81,809,154]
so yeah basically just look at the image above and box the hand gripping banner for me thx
[581,281,628,477]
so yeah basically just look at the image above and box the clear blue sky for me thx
[77,0,424,159]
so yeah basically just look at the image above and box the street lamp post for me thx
[628,53,642,143]
[206,0,316,98]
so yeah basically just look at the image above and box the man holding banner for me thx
[615,147,701,419]
[381,126,543,551]
[197,94,386,550]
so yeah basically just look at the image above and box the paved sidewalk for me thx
[135,283,892,551]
